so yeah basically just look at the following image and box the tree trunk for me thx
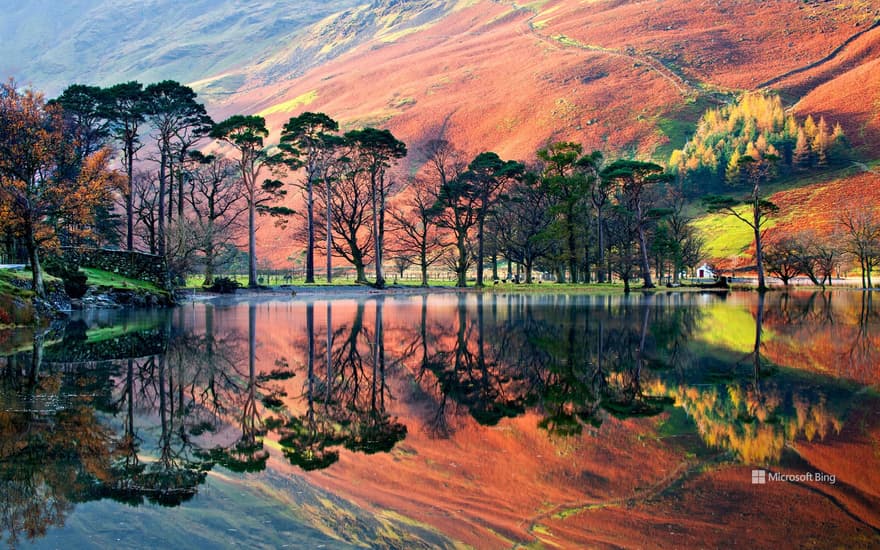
[456,234,468,288]
[126,146,134,251]
[371,175,386,289]
[376,196,386,288]
[753,202,766,291]
[491,251,498,282]
[25,228,45,299]
[525,259,533,284]
[177,159,185,219]
[637,222,654,289]
[355,260,367,284]
[596,212,606,283]
[158,147,167,257]
[203,240,215,286]
[167,156,175,225]
[584,242,591,283]
[476,218,485,287]
[567,211,577,284]
[420,241,429,287]
[324,175,333,283]
[306,177,315,284]
[248,185,258,288]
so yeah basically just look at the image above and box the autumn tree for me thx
[495,171,554,283]
[658,191,704,285]
[0,81,120,297]
[131,170,160,254]
[388,176,447,287]
[185,152,246,285]
[279,112,339,284]
[317,152,374,283]
[345,128,407,288]
[670,92,846,193]
[840,208,880,289]
[605,208,639,293]
[210,115,288,288]
[51,84,119,247]
[51,84,111,165]
[764,238,801,286]
[432,170,481,288]
[420,139,470,286]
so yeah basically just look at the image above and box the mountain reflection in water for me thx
[0,291,878,548]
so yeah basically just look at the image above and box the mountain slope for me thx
[216,0,880,162]
[5,0,878,161]
[3,0,879,268]
[0,0,361,95]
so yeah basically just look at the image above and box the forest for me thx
[0,79,874,298]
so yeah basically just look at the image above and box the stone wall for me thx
[61,247,170,289]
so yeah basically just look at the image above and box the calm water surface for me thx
[1,291,878,548]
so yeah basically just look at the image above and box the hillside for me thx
[3,0,878,268]
[0,0,361,96]
[216,0,880,161]
[7,1,878,159]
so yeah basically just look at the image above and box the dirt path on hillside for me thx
[757,19,880,90]
[500,0,731,103]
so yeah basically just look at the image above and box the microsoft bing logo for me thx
[752,470,766,484]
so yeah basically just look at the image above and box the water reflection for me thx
[0,290,877,546]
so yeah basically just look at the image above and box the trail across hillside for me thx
[757,19,880,89]
[514,10,701,100]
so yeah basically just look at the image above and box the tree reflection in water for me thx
[275,299,407,469]
[397,292,851,464]
[0,304,279,545]
[0,290,872,546]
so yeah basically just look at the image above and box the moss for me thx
[81,267,163,291]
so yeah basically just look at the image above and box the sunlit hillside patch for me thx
[688,165,880,269]
[692,207,760,261]
[257,90,319,117]
[378,22,435,43]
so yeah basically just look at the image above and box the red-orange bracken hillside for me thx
[216,0,880,157]
[194,0,880,267]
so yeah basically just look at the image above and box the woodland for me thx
[0,78,872,302]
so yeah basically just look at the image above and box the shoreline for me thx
[177,282,879,304]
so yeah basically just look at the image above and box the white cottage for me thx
[695,263,715,279]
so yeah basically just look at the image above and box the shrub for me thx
[205,277,240,294]
[43,256,89,299]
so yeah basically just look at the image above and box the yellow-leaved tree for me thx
[0,80,122,298]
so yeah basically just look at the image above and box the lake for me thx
[1,291,878,548]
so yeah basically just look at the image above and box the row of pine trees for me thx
[669,93,848,195]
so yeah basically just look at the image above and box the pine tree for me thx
[829,122,849,162]
[726,150,743,185]
[793,128,811,170]
[803,115,818,141]
[813,117,830,169]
